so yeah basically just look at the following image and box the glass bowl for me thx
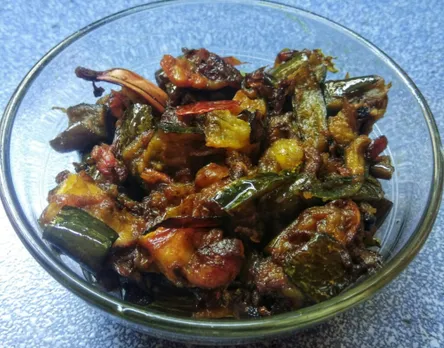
[1,0,442,345]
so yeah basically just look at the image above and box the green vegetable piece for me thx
[50,103,108,152]
[117,103,153,149]
[43,206,118,274]
[285,173,362,201]
[260,181,304,214]
[158,123,203,134]
[270,49,335,85]
[282,233,352,303]
[309,175,363,201]
[156,106,203,135]
[204,110,251,150]
[269,51,308,84]
[293,84,328,152]
[258,182,307,235]
[351,176,385,201]
[323,75,383,113]
[257,173,365,212]
[212,172,296,213]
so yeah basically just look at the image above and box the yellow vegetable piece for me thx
[345,135,371,176]
[142,131,166,172]
[40,173,107,223]
[40,173,144,248]
[328,111,357,145]
[259,139,304,172]
[139,228,196,285]
[233,90,267,118]
[57,172,104,196]
[204,110,251,150]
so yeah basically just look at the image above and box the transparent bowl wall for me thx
[1,0,442,344]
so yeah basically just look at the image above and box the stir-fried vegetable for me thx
[323,75,382,112]
[259,139,304,172]
[293,83,328,152]
[50,104,109,152]
[345,135,372,177]
[268,231,353,303]
[116,104,153,149]
[269,51,309,84]
[139,227,244,288]
[160,48,243,90]
[41,47,393,319]
[212,172,296,213]
[204,110,251,150]
[233,90,267,118]
[43,206,118,274]
[352,176,385,201]
[323,74,390,134]
[327,101,358,145]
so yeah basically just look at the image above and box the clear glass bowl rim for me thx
[0,0,443,342]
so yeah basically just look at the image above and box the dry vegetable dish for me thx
[40,48,394,318]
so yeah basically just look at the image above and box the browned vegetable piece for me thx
[269,49,336,85]
[143,182,197,230]
[292,199,361,245]
[108,89,131,118]
[75,67,168,113]
[142,130,206,172]
[370,156,394,180]
[268,230,353,303]
[351,176,385,201]
[40,172,145,248]
[50,104,110,153]
[140,168,172,185]
[232,90,267,118]
[139,228,244,288]
[158,106,202,134]
[109,245,153,278]
[160,48,243,90]
[273,50,334,152]
[293,74,329,152]
[372,198,394,228]
[165,180,228,220]
[266,112,298,144]
[323,75,387,113]
[366,136,394,180]
[212,172,297,213]
[90,144,128,183]
[323,75,391,134]
[249,256,305,307]
[225,150,254,180]
[345,135,371,177]
[328,101,358,146]
[195,163,230,189]
[43,206,119,274]
[266,200,358,303]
